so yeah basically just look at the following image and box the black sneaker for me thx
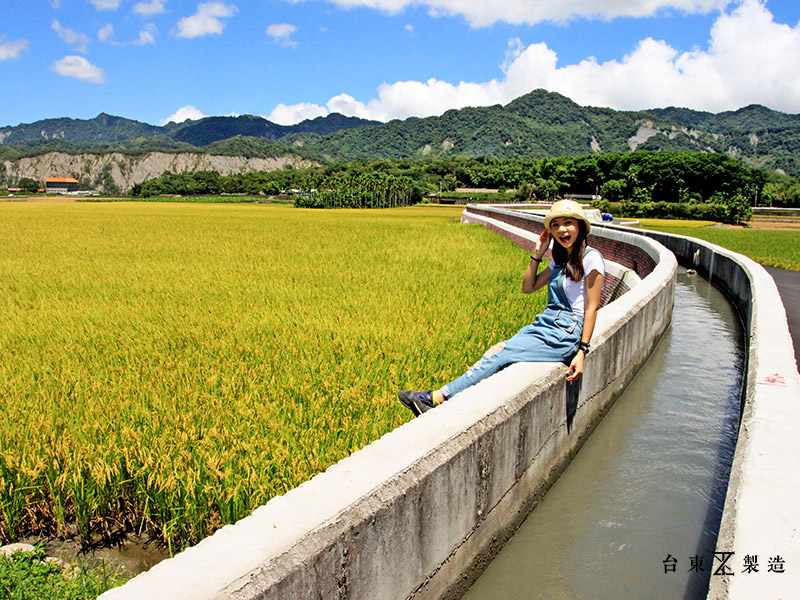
[398,390,435,416]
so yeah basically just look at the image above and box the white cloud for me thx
[135,23,158,45]
[161,105,207,124]
[88,0,122,10]
[0,38,29,60]
[98,24,116,44]
[133,0,167,17]
[512,0,800,114]
[175,2,237,38]
[268,102,332,125]
[318,0,730,27]
[268,0,800,124]
[266,23,297,47]
[268,93,384,124]
[50,55,106,83]
[98,22,156,46]
[52,20,90,53]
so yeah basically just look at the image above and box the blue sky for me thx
[1,0,799,128]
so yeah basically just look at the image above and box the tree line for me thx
[295,172,422,208]
[125,150,799,207]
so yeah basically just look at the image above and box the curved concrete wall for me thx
[595,224,800,600]
[100,206,677,600]
[479,211,800,599]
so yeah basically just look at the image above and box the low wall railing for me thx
[592,224,800,600]
[467,208,800,599]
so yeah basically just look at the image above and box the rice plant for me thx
[0,202,545,549]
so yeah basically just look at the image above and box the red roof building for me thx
[45,177,79,194]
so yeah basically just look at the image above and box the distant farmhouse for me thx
[45,177,78,194]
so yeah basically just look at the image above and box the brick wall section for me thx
[467,206,657,278]
[471,210,634,308]
[590,237,656,279]
[467,208,546,248]
[601,274,629,306]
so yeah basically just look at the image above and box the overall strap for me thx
[546,263,573,312]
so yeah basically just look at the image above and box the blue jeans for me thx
[440,308,583,399]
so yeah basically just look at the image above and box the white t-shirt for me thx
[562,248,605,317]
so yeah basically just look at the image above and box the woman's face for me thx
[550,217,580,251]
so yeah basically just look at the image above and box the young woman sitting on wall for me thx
[399,200,605,416]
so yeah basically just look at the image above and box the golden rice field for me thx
[0,202,545,551]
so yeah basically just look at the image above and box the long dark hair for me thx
[551,220,588,283]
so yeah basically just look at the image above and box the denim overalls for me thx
[440,254,590,400]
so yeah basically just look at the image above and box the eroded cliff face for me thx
[3,152,315,193]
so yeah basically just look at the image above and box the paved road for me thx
[764,266,800,368]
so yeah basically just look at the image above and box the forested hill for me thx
[307,91,800,175]
[2,90,800,176]
[0,112,380,147]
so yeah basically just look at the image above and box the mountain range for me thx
[2,90,799,178]
[0,111,379,148]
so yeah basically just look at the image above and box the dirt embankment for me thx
[719,214,800,231]
[3,152,315,193]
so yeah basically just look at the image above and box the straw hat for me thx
[543,199,591,233]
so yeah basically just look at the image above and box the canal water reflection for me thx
[463,268,744,600]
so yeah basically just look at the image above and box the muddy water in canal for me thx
[464,268,744,600]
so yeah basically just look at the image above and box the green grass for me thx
[0,546,125,599]
[0,203,544,550]
[636,220,800,271]
[635,218,719,229]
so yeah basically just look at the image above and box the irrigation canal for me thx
[463,267,744,600]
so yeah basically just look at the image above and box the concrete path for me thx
[764,266,800,367]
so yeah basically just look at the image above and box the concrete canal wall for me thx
[100,206,677,600]
[598,225,800,600]
[468,210,800,599]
